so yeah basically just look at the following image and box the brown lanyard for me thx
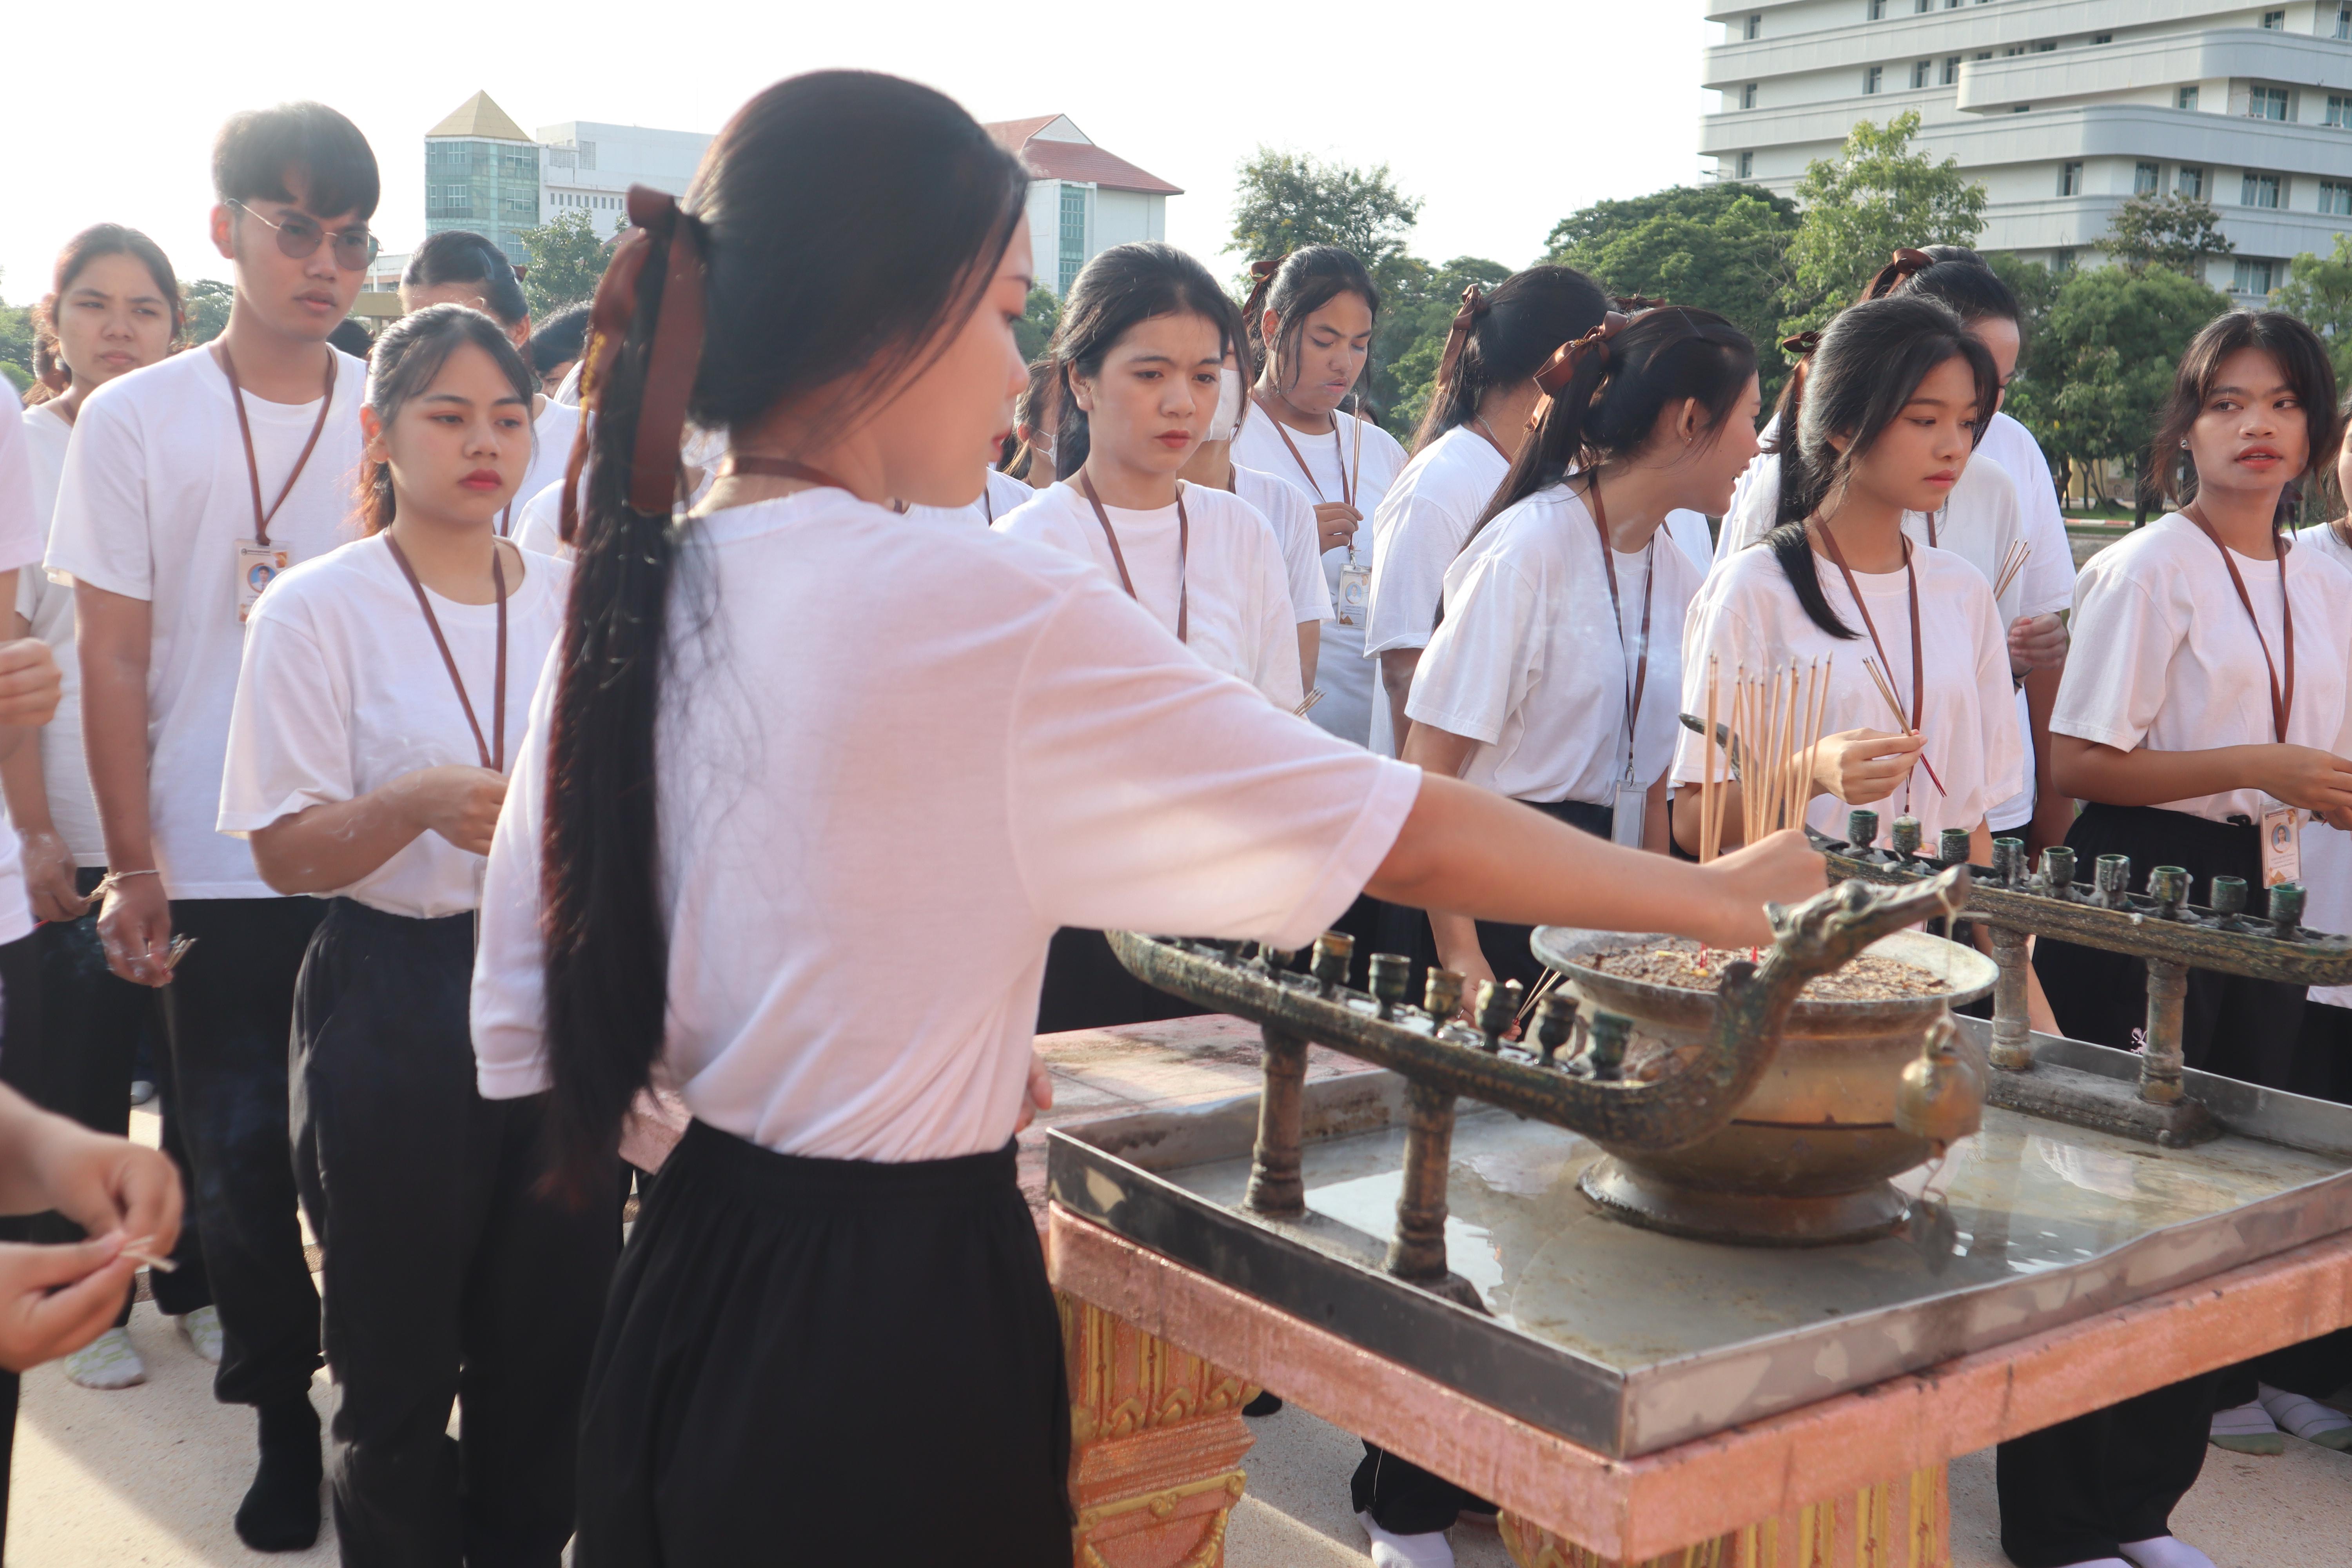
[1816,523,1925,734]
[1078,474,1188,643]
[1259,398,1354,511]
[383,535,508,773]
[2185,510,2295,742]
[216,345,337,549]
[1585,480,1654,781]
[1924,507,1940,549]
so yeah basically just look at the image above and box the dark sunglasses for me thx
[229,200,380,270]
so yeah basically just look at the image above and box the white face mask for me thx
[1204,367,1244,443]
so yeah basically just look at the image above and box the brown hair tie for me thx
[1611,294,1670,313]
[1532,310,1629,396]
[560,185,710,543]
[1779,329,1822,358]
[1238,252,1289,329]
[1859,246,1936,302]
[1433,282,1490,392]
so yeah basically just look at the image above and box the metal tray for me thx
[1047,1020,2352,1458]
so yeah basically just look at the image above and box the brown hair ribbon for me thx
[1859,246,1935,303]
[1434,282,1491,391]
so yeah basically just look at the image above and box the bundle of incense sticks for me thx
[1862,655,1946,796]
[1991,539,2031,602]
[1695,657,1829,862]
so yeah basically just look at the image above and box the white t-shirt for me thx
[2293,520,2352,1007]
[1408,483,1702,806]
[505,398,580,537]
[1231,464,1331,624]
[994,481,1303,709]
[1365,426,1512,665]
[1671,537,2022,838]
[904,468,1034,530]
[1973,412,2079,832]
[218,535,569,919]
[1663,510,1715,577]
[1230,407,1408,751]
[46,346,368,899]
[470,488,1421,1161]
[17,405,102,864]
[2053,513,2352,826]
[0,411,52,941]
[513,478,568,558]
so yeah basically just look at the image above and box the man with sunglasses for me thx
[47,100,379,1555]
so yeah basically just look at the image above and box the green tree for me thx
[181,279,234,346]
[2274,233,2352,387]
[1228,148,1423,293]
[2035,264,2230,519]
[1543,182,1802,398]
[1977,252,2065,475]
[2104,191,2235,279]
[1014,285,1060,363]
[1381,256,1512,437]
[1780,113,1987,335]
[0,275,34,394]
[514,210,613,319]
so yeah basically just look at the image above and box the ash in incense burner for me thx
[1535,920,1994,1246]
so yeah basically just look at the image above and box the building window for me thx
[1057,183,1088,295]
[2261,9,2284,27]
[1942,56,1961,86]
[1911,60,1932,89]
[2053,248,2077,273]
[2136,162,2160,194]
[2249,86,2290,121]
[2035,40,2055,52]
[2093,33,2112,44]
[2014,104,2033,113]
[577,142,596,170]
[2329,94,2352,127]
[2323,180,2352,216]
[2234,258,2279,295]
[2243,171,2283,209]
[1741,82,1757,109]
[2003,45,2026,56]
[1865,65,1883,94]
[2178,86,2200,111]
[2339,5,2351,40]
[2060,162,2084,196]
[1974,51,1992,61]
[2178,165,2206,198]
[1745,13,1760,39]
[1867,0,1884,18]
[1737,151,1755,179]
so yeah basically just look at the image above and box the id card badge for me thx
[1335,559,1370,626]
[235,539,288,625]
[2262,800,2303,888]
[1612,780,1647,848]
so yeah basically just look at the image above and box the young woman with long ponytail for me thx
[465,70,1821,1561]
[1404,307,1759,993]
[1363,265,1610,751]
[218,305,606,1563]
[2012,316,2352,1558]
[1229,245,1410,750]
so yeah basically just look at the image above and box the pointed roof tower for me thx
[428,91,533,143]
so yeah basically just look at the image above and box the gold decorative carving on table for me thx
[1499,1466,1948,1568]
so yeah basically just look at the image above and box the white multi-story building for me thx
[1702,2,2352,297]
[535,120,711,239]
[985,116,1181,295]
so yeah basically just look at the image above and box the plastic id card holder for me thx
[2262,801,2302,888]
[1612,780,1647,848]
[1335,560,1370,626]
[236,539,289,625]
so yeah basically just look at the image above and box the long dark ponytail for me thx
[1408,265,1611,454]
[1764,294,1999,638]
[537,72,1027,1196]
[1469,305,1755,547]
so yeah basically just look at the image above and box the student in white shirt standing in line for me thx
[1229,246,1410,751]
[12,224,222,1394]
[1670,295,2023,865]
[1407,307,1759,994]
[2013,314,2352,1568]
[399,230,581,526]
[49,103,380,1553]
[464,71,1823,1564]
[1179,350,1332,691]
[218,303,609,1568]
[1365,265,1611,755]
[997,243,1303,1031]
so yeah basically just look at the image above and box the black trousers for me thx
[0,928,40,1558]
[27,867,211,1321]
[574,1122,1070,1567]
[2006,804,2305,1564]
[1034,927,1204,1033]
[291,899,619,1568]
[1474,799,1615,992]
[162,895,325,1407]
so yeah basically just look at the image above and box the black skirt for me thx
[573,1120,1071,1567]
[2031,802,2306,1089]
[1474,799,1615,992]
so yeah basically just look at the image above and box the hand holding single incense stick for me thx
[1862,656,1946,797]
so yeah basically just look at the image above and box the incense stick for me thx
[1991,539,2031,602]
[1862,656,1947,797]
[1700,655,1721,864]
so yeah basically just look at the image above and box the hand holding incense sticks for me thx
[1861,656,1946,797]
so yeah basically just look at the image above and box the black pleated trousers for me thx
[2005,803,2306,1565]
[573,1121,1070,1567]
[0,928,41,1558]
[291,898,619,1568]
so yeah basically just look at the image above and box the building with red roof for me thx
[984,116,1183,296]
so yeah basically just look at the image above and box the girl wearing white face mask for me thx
[1181,352,1330,691]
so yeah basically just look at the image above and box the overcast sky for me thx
[1,1,1719,304]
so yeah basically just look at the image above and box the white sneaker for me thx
[1357,1510,1454,1568]
[2118,1537,2217,1568]
[2256,1381,2352,1451]
[176,1305,223,1364]
[63,1326,147,1389]
[2207,1397,2283,1454]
